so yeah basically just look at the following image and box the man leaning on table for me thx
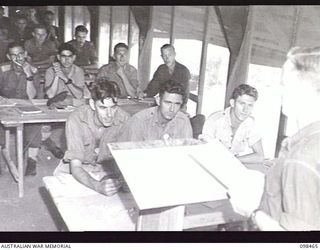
[53,79,130,196]
[0,41,42,175]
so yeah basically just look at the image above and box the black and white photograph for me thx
[0,5,319,243]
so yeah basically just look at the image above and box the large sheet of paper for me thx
[109,139,265,211]
[108,140,239,210]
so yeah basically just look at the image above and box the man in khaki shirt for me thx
[97,43,140,98]
[54,79,130,196]
[119,79,193,142]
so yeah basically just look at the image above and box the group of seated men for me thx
[0,9,319,231]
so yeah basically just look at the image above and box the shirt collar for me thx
[152,106,176,127]
[79,105,127,128]
[224,106,254,128]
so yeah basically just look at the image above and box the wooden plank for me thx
[184,201,245,229]
[43,175,137,231]
[16,124,24,197]
[2,148,19,182]
[137,205,185,231]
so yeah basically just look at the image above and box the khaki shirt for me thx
[64,105,130,164]
[260,121,320,230]
[202,107,261,155]
[119,106,193,141]
[0,63,41,99]
[45,64,90,99]
[97,61,139,98]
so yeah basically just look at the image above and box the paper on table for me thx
[189,140,265,215]
[109,139,265,211]
[109,140,233,210]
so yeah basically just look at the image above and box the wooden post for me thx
[97,6,111,65]
[196,7,210,115]
[128,8,132,61]
[169,7,175,45]
[109,6,114,62]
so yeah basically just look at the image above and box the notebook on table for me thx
[15,105,43,115]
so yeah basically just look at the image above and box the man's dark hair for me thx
[58,43,77,55]
[113,43,128,53]
[231,84,258,101]
[32,24,47,32]
[159,79,186,104]
[75,25,88,34]
[161,44,175,53]
[90,78,120,104]
[43,10,54,16]
[7,41,24,52]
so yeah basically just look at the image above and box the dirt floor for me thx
[0,145,64,231]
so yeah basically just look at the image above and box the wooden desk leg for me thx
[136,205,185,231]
[5,128,10,157]
[16,124,24,198]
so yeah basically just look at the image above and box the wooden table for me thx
[108,139,265,231]
[42,175,245,231]
[0,98,153,197]
[42,139,254,231]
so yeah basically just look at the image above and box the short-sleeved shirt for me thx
[24,38,57,63]
[45,64,90,99]
[119,106,193,142]
[67,40,97,66]
[202,107,261,156]
[64,105,130,164]
[145,61,190,103]
[97,61,139,98]
[0,63,41,99]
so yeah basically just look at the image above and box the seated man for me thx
[41,10,62,48]
[0,42,41,175]
[9,14,33,44]
[53,79,130,196]
[0,28,13,64]
[97,43,140,99]
[119,79,193,141]
[43,43,91,160]
[45,43,90,100]
[67,25,98,67]
[24,24,57,69]
[201,84,265,172]
[142,44,190,107]
[229,46,320,231]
